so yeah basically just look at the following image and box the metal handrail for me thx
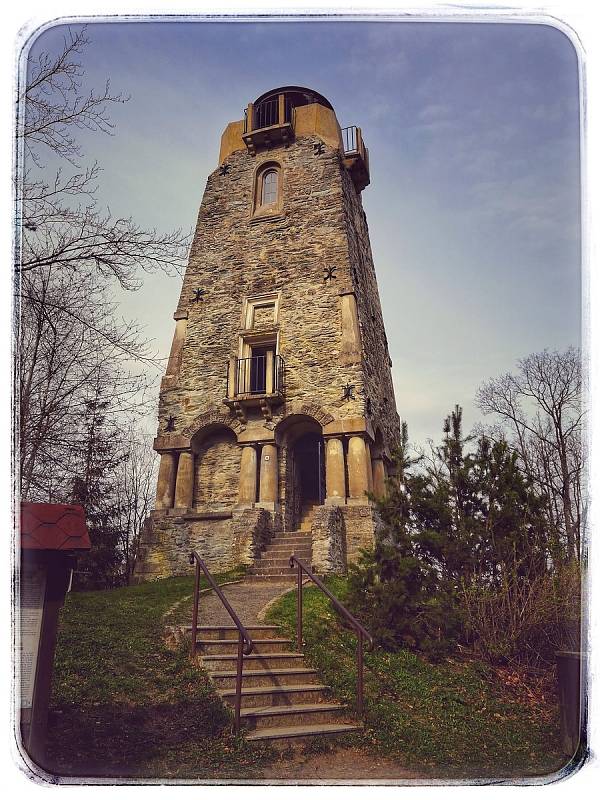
[189,550,254,733]
[289,554,373,714]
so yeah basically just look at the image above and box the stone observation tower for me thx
[135,86,400,581]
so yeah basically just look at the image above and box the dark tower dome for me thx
[253,86,334,111]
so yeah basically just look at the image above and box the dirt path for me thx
[198,580,295,626]
[257,745,419,782]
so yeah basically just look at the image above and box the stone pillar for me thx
[340,291,361,359]
[372,457,386,499]
[365,441,374,493]
[325,437,346,504]
[155,452,177,510]
[174,451,194,509]
[265,350,274,394]
[238,446,258,506]
[258,443,278,506]
[347,435,370,502]
[227,356,237,399]
[165,316,188,379]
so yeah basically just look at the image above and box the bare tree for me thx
[113,426,158,582]
[477,347,583,560]
[18,262,153,501]
[16,26,188,287]
[15,26,187,506]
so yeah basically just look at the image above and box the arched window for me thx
[261,169,279,206]
[252,162,282,218]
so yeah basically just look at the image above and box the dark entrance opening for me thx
[249,346,268,393]
[293,432,325,507]
[249,343,275,394]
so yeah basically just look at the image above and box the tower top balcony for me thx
[219,85,370,191]
[242,86,334,154]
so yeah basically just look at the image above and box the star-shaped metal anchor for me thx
[342,383,355,401]
[324,266,337,282]
[191,288,205,303]
[219,164,231,175]
[313,142,325,155]
[165,415,176,432]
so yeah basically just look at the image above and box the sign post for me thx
[19,503,91,767]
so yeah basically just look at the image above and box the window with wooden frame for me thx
[252,162,282,218]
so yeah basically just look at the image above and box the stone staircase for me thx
[247,530,312,582]
[190,623,361,743]
[299,503,317,531]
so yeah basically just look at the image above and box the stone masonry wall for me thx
[134,507,279,581]
[340,169,402,455]
[311,504,346,574]
[193,429,241,507]
[158,137,368,438]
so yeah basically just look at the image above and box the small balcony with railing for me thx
[224,354,285,421]
[341,125,370,192]
[243,93,294,153]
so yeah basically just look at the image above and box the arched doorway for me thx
[277,415,326,530]
[293,432,325,508]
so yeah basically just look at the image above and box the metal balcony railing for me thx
[244,96,294,134]
[227,355,285,397]
[341,125,359,154]
[341,125,370,192]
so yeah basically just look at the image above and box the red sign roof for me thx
[20,503,91,551]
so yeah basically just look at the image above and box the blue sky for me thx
[27,19,581,446]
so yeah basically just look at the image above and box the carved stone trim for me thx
[279,400,335,428]
[182,407,246,439]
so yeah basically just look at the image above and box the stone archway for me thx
[275,413,327,531]
[182,408,245,440]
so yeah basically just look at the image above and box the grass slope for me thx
[43,570,273,780]
[265,576,565,780]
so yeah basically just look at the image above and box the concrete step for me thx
[240,702,347,731]
[197,638,293,655]
[253,557,300,568]
[260,547,311,558]
[186,625,281,641]
[209,667,319,689]
[201,652,305,670]
[219,683,330,708]
[249,566,298,576]
[245,575,297,584]
[267,535,311,543]
[245,721,362,742]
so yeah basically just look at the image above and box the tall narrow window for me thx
[261,169,278,206]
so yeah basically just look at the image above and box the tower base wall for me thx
[133,508,279,582]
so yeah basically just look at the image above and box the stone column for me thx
[258,443,278,506]
[265,350,274,394]
[174,451,194,509]
[165,316,188,379]
[325,437,346,504]
[155,452,177,510]
[347,435,370,502]
[372,457,386,499]
[365,441,374,493]
[238,446,258,506]
[227,356,237,399]
[340,291,361,360]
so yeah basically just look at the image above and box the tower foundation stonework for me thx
[134,86,400,581]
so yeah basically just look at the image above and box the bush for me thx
[459,562,581,668]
